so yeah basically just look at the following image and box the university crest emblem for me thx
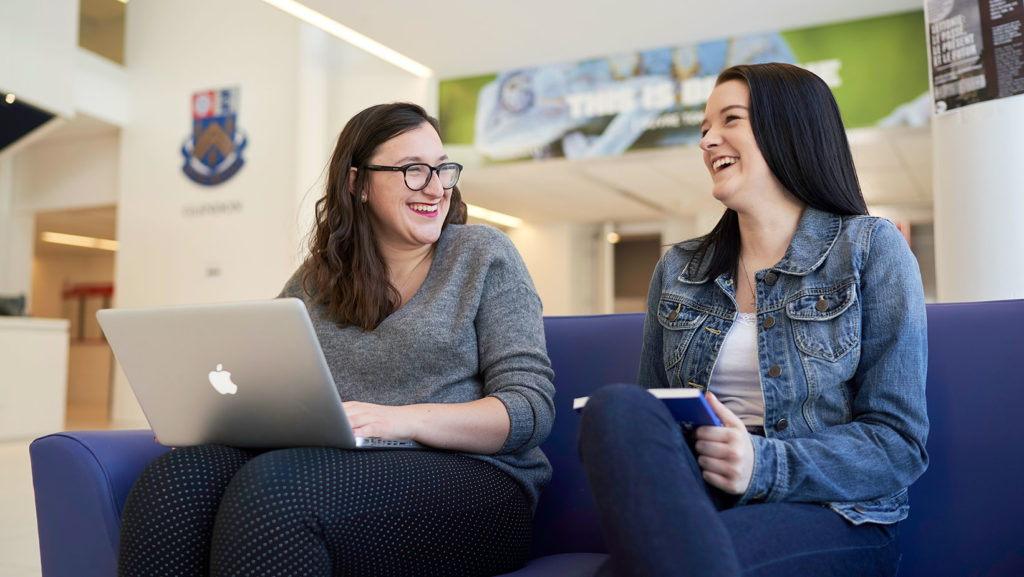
[181,88,247,185]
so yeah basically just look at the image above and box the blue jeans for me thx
[578,384,900,577]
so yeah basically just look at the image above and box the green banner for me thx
[439,10,930,162]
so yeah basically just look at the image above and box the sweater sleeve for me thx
[473,232,556,455]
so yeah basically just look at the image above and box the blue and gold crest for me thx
[181,88,247,186]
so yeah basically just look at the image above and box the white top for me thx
[709,312,765,427]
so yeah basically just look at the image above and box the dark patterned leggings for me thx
[118,445,533,577]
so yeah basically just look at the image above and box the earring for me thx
[361,193,367,203]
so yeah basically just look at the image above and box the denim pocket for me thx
[656,297,706,370]
[786,283,860,361]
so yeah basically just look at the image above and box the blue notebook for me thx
[573,388,722,429]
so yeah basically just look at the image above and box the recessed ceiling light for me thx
[466,204,524,229]
[41,232,119,251]
[262,0,432,78]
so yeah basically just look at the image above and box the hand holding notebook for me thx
[574,387,722,430]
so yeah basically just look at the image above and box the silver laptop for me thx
[96,298,421,449]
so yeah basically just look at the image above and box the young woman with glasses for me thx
[118,102,555,577]
[578,63,928,576]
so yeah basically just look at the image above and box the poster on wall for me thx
[926,0,1024,113]
[439,11,930,162]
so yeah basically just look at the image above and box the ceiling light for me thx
[262,0,432,78]
[606,232,621,244]
[465,203,524,229]
[4,93,15,104]
[41,232,119,251]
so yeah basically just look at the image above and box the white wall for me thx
[111,0,306,426]
[932,97,1024,302]
[116,0,310,307]
[0,157,24,297]
[75,49,131,127]
[0,0,78,118]
[507,222,602,316]
[13,132,119,212]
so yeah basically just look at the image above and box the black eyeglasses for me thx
[363,162,463,191]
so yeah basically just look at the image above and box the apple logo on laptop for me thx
[208,364,238,395]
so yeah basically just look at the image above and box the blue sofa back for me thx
[533,313,645,557]
[535,301,1024,576]
[899,300,1024,575]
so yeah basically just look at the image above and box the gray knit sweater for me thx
[278,224,555,510]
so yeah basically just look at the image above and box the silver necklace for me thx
[738,256,757,309]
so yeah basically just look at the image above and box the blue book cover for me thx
[573,388,722,429]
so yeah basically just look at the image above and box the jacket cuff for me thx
[738,435,781,505]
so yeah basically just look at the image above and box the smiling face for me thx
[362,122,452,251]
[699,79,786,210]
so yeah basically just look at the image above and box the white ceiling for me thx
[300,0,935,227]
[300,0,923,80]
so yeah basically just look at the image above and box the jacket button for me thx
[775,418,789,431]
[763,316,775,328]
[763,272,778,286]
[768,365,782,377]
[668,303,681,321]
[815,296,829,312]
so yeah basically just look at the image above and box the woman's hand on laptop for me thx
[343,401,417,440]
[342,398,511,454]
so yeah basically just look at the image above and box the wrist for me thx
[403,404,431,441]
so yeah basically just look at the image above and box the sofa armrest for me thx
[30,430,170,577]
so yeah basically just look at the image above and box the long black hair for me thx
[690,62,868,281]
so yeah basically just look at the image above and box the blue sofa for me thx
[30,300,1024,576]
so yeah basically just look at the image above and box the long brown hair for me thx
[301,102,467,330]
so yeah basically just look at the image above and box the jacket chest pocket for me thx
[657,298,707,370]
[786,284,860,362]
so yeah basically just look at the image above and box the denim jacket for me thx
[638,207,929,525]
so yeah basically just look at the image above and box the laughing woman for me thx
[118,103,555,577]
[578,63,928,577]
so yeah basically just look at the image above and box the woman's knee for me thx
[580,384,662,436]
[215,449,322,525]
[128,445,252,505]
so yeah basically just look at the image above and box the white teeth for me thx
[409,203,438,213]
[713,157,738,171]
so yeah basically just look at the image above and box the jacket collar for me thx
[772,206,842,276]
[679,207,842,283]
